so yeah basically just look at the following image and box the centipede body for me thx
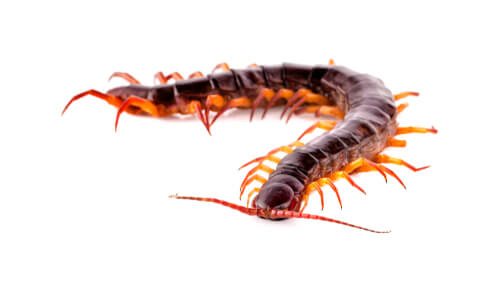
[63,61,437,233]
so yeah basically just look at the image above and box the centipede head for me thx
[252,179,303,220]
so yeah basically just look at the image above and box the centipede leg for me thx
[239,175,267,200]
[239,141,305,198]
[250,88,275,121]
[397,103,409,114]
[188,71,204,79]
[352,159,407,189]
[187,100,211,135]
[261,88,294,119]
[239,141,304,170]
[108,72,141,85]
[115,96,165,131]
[375,154,430,172]
[396,126,438,135]
[246,188,260,208]
[301,157,396,212]
[394,91,419,101]
[297,120,338,141]
[330,171,366,195]
[293,105,345,119]
[240,164,275,192]
[210,97,252,127]
[212,62,231,73]
[204,94,226,127]
[280,88,312,119]
[154,72,184,84]
[285,93,330,123]
[62,89,124,115]
[301,182,324,214]
[387,138,407,147]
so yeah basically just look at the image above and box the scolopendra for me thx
[62,60,437,233]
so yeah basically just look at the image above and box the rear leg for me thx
[62,89,124,115]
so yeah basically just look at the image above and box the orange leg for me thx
[396,126,438,135]
[330,171,366,195]
[239,141,305,198]
[293,105,345,119]
[239,141,304,170]
[261,88,295,119]
[187,100,211,135]
[240,163,275,192]
[61,89,124,115]
[353,160,406,189]
[212,62,230,73]
[387,138,407,147]
[188,71,204,79]
[394,91,419,101]
[280,88,312,119]
[204,94,226,127]
[108,72,141,85]
[114,96,165,131]
[300,157,394,214]
[246,188,260,208]
[154,72,184,84]
[209,97,253,127]
[297,120,337,141]
[397,102,409,114]
[285,93,330,123]
[239,175,267,200]
[250,88,275,121]
[299,169,365,214]
[301,182,323,214]
[343,158,388,183]
[375,154,430,172]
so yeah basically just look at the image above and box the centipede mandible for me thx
[62,60,437,233]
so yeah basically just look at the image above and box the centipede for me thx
[62,60,437,233]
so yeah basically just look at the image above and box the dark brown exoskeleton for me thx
[63,62,436,233]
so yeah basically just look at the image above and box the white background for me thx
[1,1,499,295]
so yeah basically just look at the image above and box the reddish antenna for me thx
[168,195,390,234]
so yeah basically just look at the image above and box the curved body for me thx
[64,62,435,232]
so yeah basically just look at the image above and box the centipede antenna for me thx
[168,195,390,233]
[269,210,390,233]
[169,195,259,216]
[108,72,141,85]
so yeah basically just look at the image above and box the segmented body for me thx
[63,62,436,233]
